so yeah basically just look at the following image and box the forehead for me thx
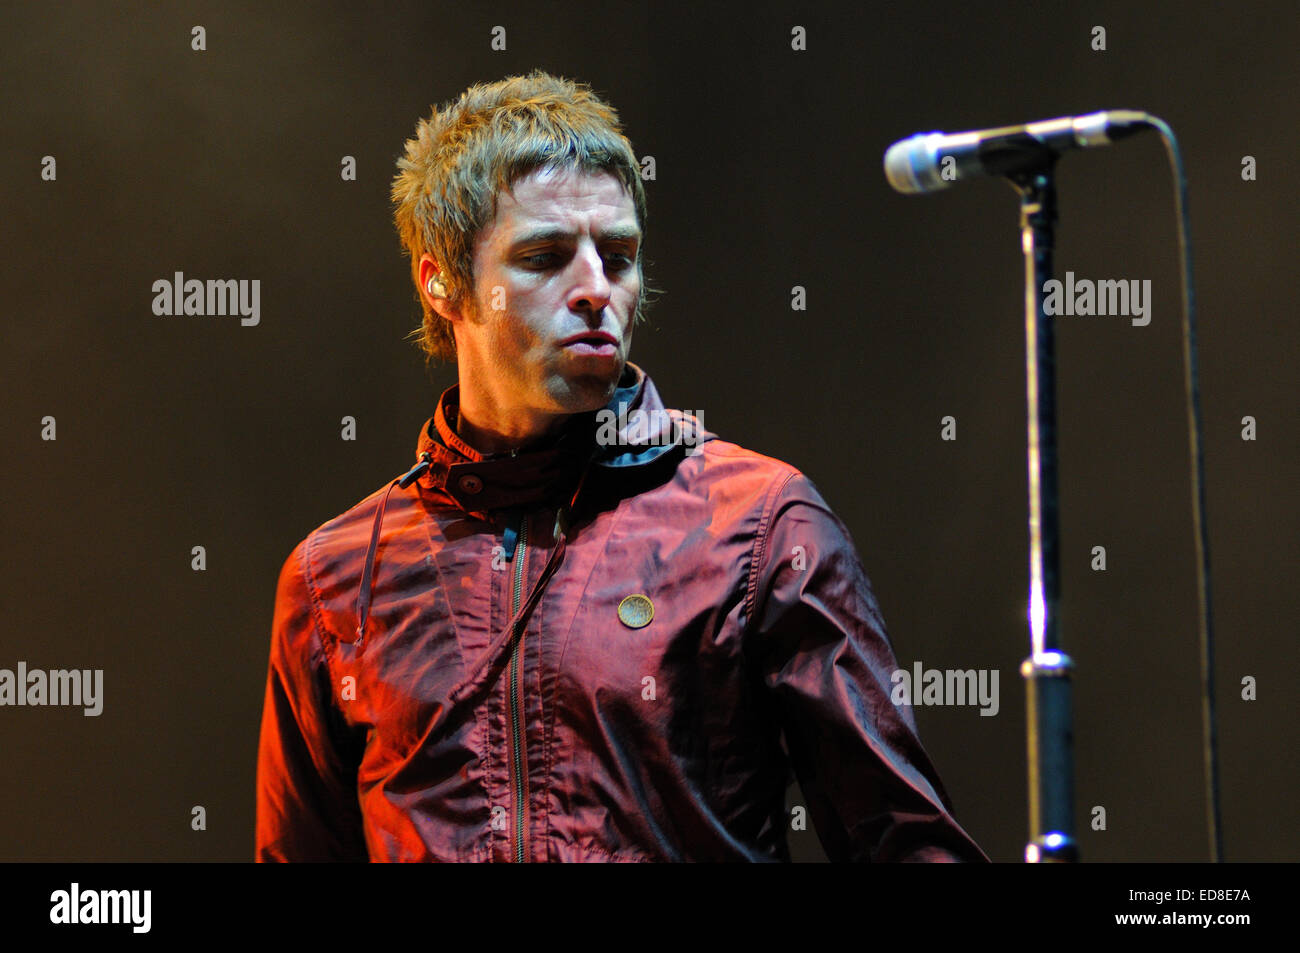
[481,166,638,245]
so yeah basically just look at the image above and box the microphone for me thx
[883,110,1151,194]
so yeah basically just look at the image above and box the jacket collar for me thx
[413,361,708,515]
[355,361,709,651]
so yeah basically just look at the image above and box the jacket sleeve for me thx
[748,470,989,862]
[255,540,370,862]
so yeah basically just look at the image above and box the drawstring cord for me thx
[446,449,597,706]
[355,451,432,649]
[354,443,597,709]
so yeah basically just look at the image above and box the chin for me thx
[552,366,621,411]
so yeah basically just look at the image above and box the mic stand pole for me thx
[1008,166,1078,863]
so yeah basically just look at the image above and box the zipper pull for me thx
[502,506,523,561]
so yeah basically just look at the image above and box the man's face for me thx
[450,165,641,420]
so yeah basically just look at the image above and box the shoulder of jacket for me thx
[281,479,416,642]
[683,441,846,556]
[292,481,390,559]
[677,436,810,497]
[682,434,790,468]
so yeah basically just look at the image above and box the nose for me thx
[566,242,612,317]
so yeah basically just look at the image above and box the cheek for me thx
[492,289,549,357]
[624,270,642,301]
[619,282,640,317]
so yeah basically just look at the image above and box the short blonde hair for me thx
[391,70,653,364]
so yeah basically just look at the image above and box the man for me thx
[255,70,988,862]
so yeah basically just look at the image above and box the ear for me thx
[418,252,467,324]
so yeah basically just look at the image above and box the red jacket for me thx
[255,362,988,862]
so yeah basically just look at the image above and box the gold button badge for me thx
[618,593,654,629]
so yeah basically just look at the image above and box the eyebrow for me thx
[509,225,642,248]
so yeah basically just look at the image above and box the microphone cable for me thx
[1137,113,1222,863]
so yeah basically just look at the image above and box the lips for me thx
[560,331,618,348]
[560,330,619,358]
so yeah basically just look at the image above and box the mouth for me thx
[560,330,619,357]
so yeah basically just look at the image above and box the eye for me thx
[604,252,635,270]
[522,253,556,268]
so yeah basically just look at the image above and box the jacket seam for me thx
[418,501,496,860]
[742,468,801,635]
[301,531,341,670]
[296,532,358,801]
[577,843,651,862]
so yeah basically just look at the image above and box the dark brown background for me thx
[2,0,1295,862]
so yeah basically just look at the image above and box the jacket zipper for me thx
[507,512,530,862]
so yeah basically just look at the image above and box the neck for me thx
[453,392,569,457]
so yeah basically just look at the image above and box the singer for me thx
[254,70,988,863]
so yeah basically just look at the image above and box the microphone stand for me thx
[1008,166,1078,863]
